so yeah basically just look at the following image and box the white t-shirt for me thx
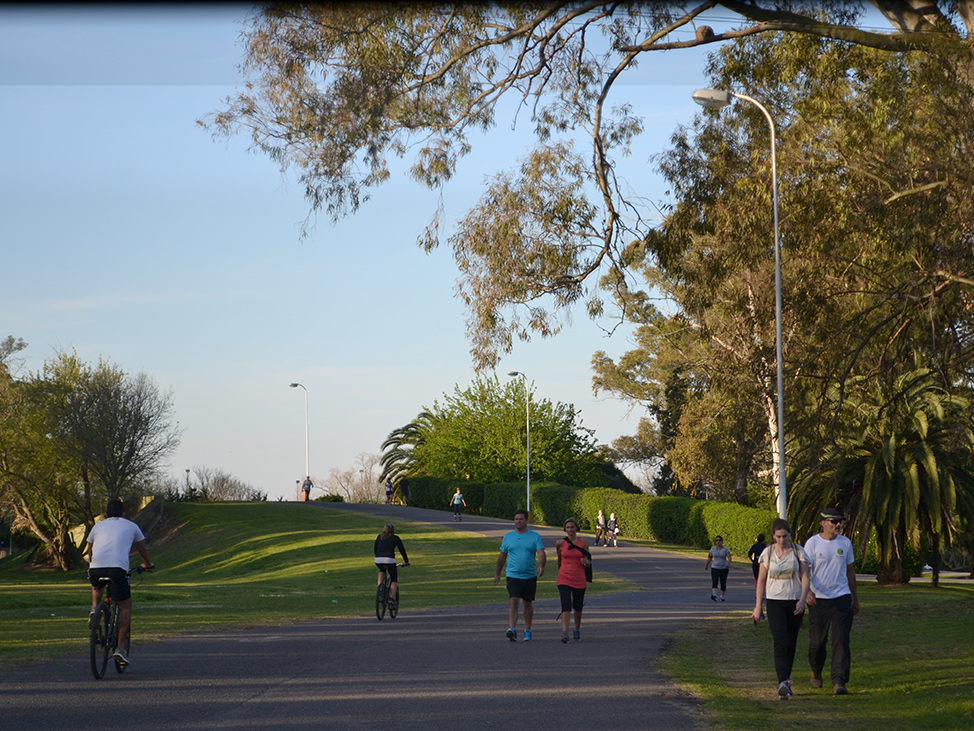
[805,533,855,599]
[87,517,145,572]
[759,544,810,600]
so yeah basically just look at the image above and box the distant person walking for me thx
[748,534,768,585]
[594,509,608,546]
[753,518,810,700]
[385,480,394,504]
[494,509,546,642]
[805,508,859,696]
[605,513,619,547]
[556,517,591,643]
[705,536,731,601]
[301,477,313,502]
[450,488,467,521]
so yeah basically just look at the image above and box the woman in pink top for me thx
[556,517,592,643]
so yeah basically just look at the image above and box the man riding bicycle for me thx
[86,499,154,665]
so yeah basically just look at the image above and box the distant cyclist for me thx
[374,524,410,606]
[86,499,154,665]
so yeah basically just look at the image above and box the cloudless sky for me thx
[2,4,736,500]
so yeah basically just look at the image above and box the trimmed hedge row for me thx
[406,476,777,557]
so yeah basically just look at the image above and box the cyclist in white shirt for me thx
[86,499,154,665]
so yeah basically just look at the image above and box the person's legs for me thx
[829,594,855,687]
[115,598,133,656]
[807,600,832,683]
[558,585,572,634]
[784,608,805,681]
[508,596,521,629]
[765,599,792,683]
[711,569,719,597]
[523,599,534,630]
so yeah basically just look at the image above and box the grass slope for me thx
[0,502,634,667]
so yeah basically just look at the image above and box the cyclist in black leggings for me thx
[374,524,410,603]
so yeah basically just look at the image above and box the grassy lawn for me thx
[0,502,636,667]
[660,580,974,730]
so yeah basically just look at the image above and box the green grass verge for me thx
[659,581,974,730]
[0,502,636,667]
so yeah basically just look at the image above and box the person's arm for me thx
[753,562,768,621]
[725,548,732,565]
[86,540,94,564]
[397,537,409,566]
[705,548,712,570]
[494,551,507,585]
[555,540,563,570]
[847,562,859,614]
[536,545,547,578]
[133,539,153,570]
[796,556,810,614]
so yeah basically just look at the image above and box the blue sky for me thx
[2,5,723,499]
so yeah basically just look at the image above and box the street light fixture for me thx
[507,371,531,514]
[289,382,310,482]
[692,88,786,520]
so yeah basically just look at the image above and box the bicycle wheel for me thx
[114,631,130,674]
[389,587,399,619]
[89,603,111,679]
[375,582,387,621]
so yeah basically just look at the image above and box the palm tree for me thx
[378,409,437,484]
[792,368,974,585]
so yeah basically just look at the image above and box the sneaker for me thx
[777,680,791,699]
[506,628,517,642]
[87,610,96,629]
[711,594,717,601]
[833,684,848,695]
[719,595,725,602]
[523,629,533,642]
[810,672,823,688]
[113,649,129,665]
[572,629,581,642]
[561,633,569,644]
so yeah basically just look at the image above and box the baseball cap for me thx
[820,507,845,520]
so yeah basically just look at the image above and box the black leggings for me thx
[711,567,728,592]
[558,584,586,613]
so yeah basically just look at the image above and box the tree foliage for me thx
[0,345,180,569]
[203,0,974,368]
[380,375,630,488]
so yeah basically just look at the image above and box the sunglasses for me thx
[825,518,843,525]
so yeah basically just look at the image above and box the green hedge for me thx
[405,476,777,556]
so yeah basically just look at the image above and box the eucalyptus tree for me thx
[204,1,974,369]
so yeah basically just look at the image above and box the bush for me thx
[314,494,344,503]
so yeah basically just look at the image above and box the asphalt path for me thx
[0,503,762,730]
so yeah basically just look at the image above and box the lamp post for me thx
[288,382,310,482]
[692,88,786,520]
[507,371,531,514]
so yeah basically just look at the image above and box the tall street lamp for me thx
[289,382,310,481]
[507,371,531,514]
[692,88,786,520]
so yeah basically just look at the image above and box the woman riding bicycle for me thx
[374,524,409,606]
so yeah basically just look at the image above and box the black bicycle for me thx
[89,566,151,679]
[375,563,404,621]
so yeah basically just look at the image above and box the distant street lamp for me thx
[692,88,787,520]
[289,382,310,481]
[507,371,531,514]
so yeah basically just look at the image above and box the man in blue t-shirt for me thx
[494,509,546,642]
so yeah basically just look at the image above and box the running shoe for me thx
[719,595,725,602]
[113,650,129,665]
[506,628,517,642]
[777,680,791,699]
[573,629,581,642]
[561,633,569,644]
[711,594,717,601]
[810,672,823,688]
[523,629,532,642]
[87,610,95,629]
[833,684,848,695]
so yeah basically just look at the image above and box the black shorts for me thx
[506,576,538,602]
[88,567,132,602]
[376,562,398,583]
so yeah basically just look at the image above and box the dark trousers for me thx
[766,599,805,683]
[711,567,728,592]
[807,593,854,685]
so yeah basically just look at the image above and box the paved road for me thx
[0,503,761,730]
